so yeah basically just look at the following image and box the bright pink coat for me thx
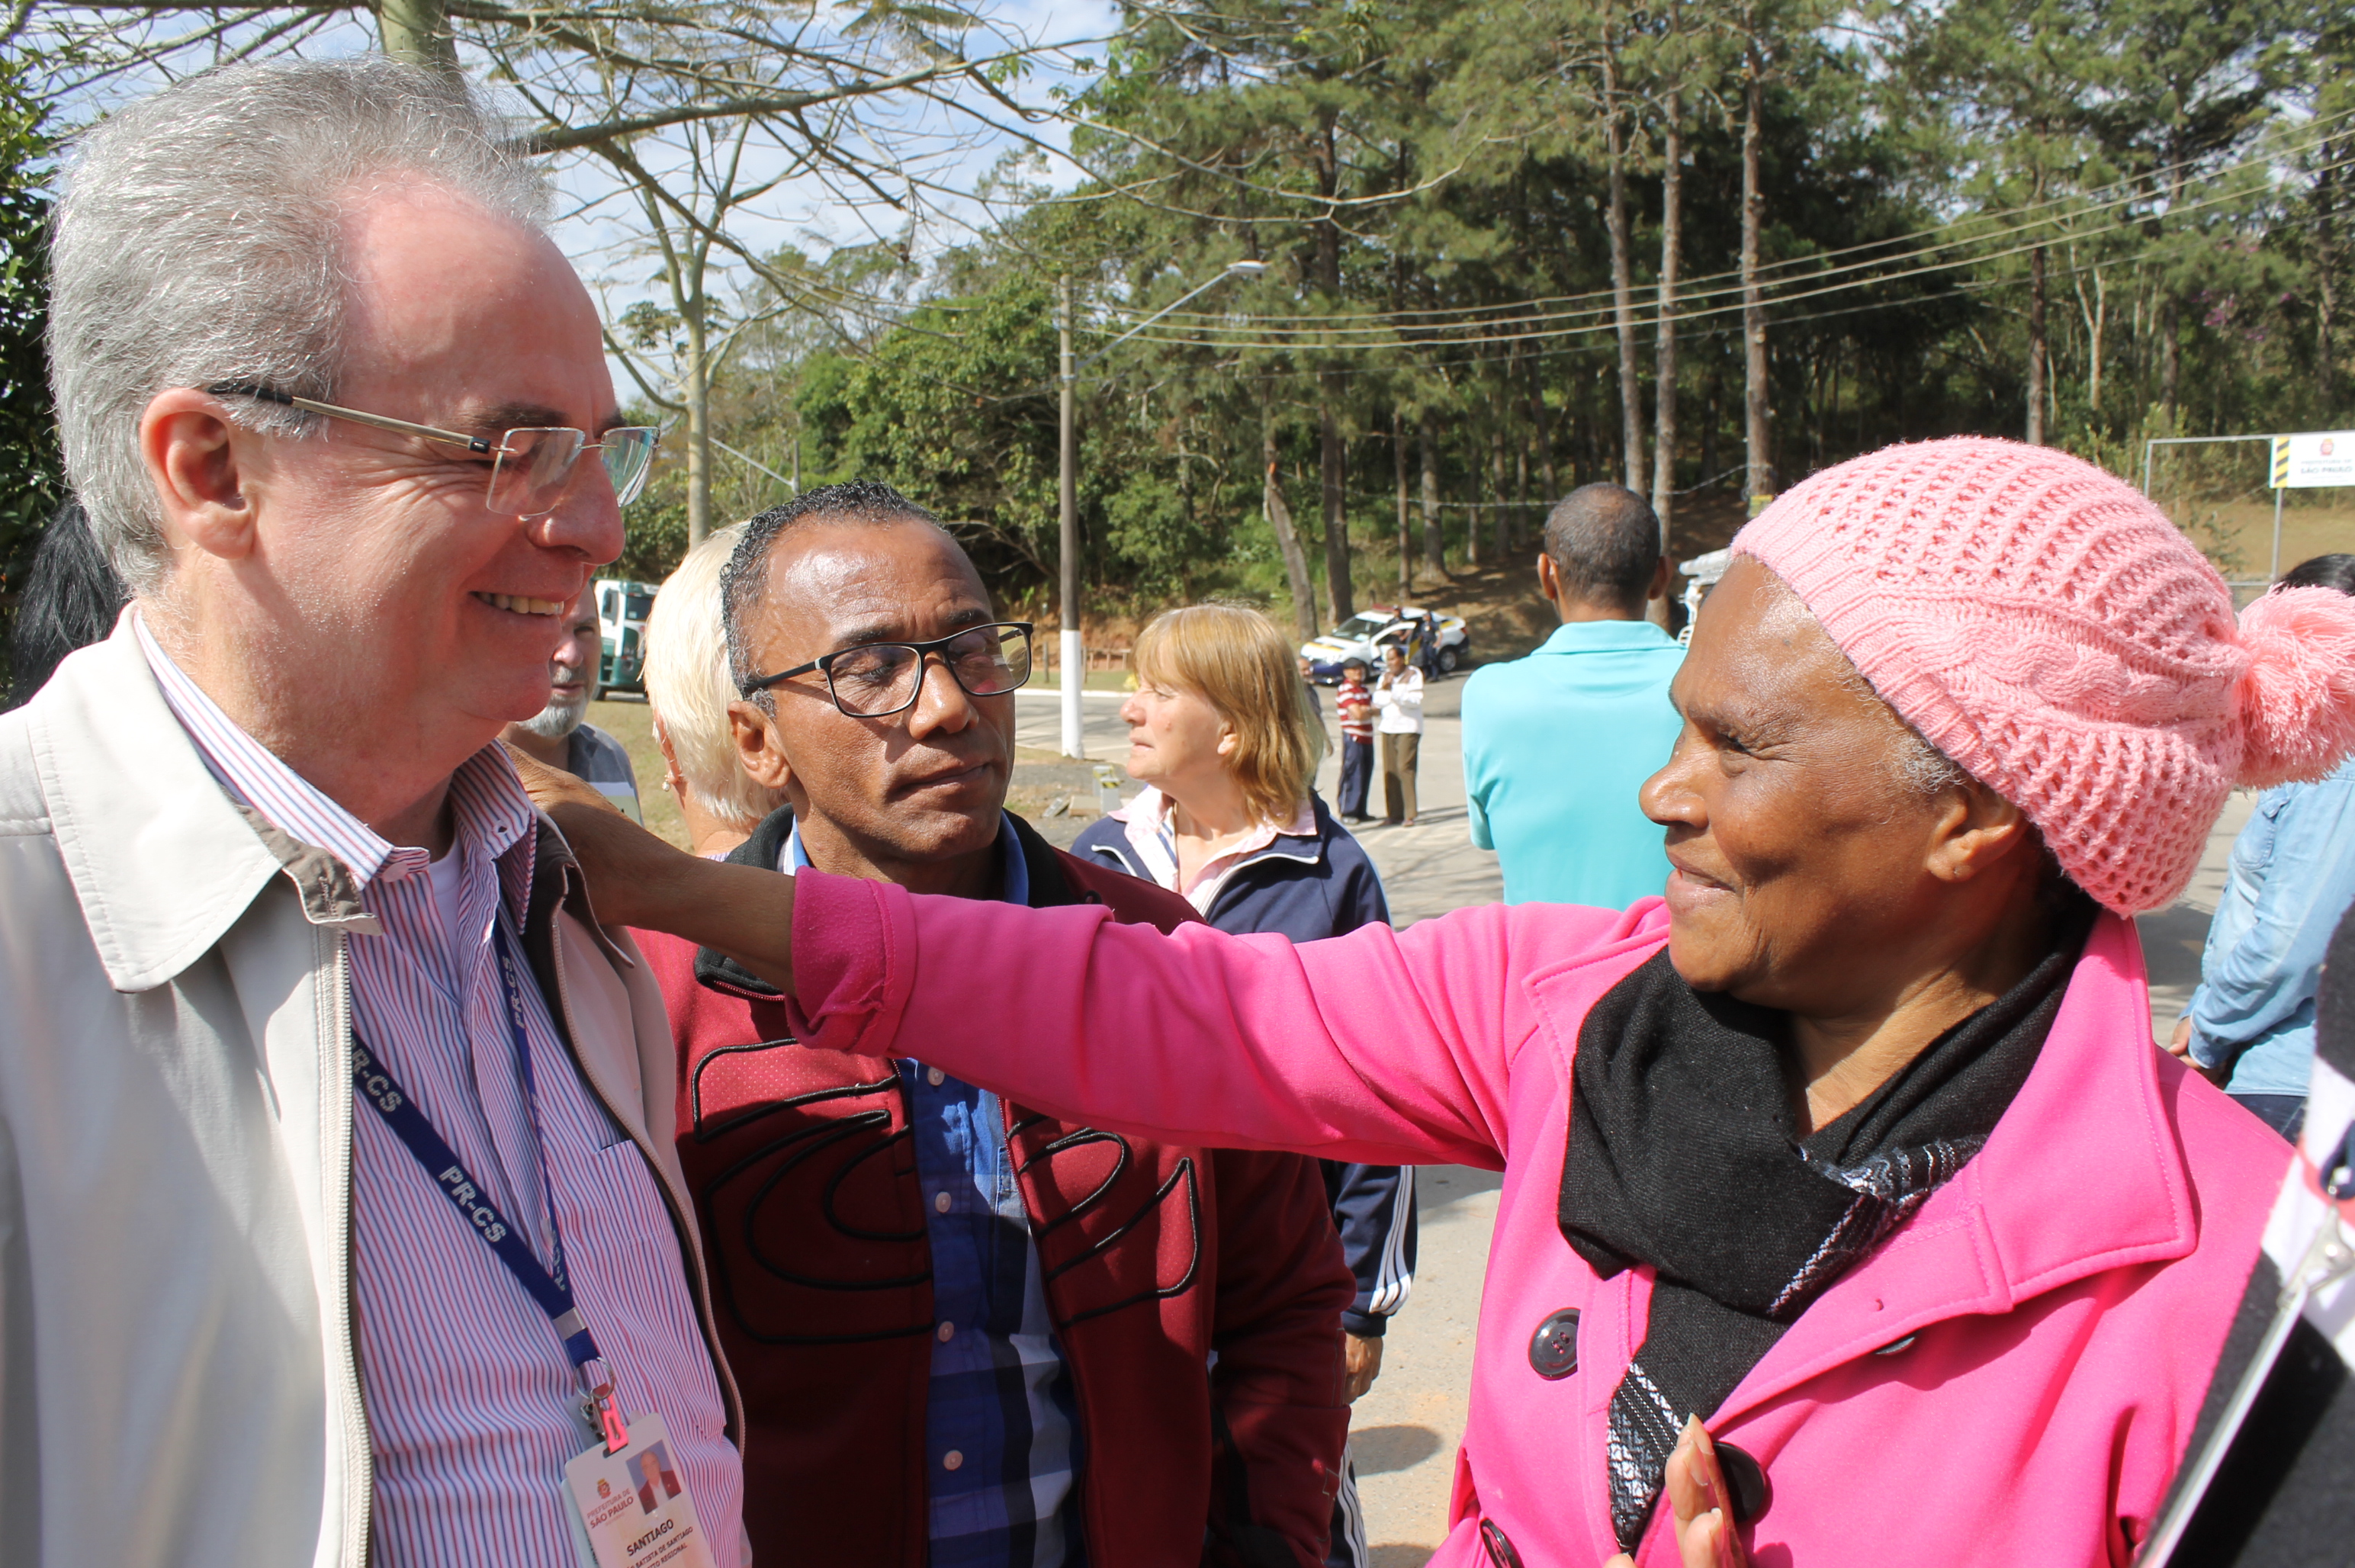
[785,877,2286,1567]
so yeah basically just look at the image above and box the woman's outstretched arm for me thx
[518,740,1659,1169]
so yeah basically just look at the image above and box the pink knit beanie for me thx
[1732,436,2355,914]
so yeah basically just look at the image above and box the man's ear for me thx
[730,699,794,792]
[1536,552,1563,606]
[1647,554,1674,604]
[1924,780,2034,886]
[139,387,262,562]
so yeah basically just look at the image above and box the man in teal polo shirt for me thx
[1460,483,1684,908]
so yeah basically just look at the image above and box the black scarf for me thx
[1561,895,2096,1549]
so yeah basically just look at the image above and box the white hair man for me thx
[641,521,786,856]
[503,592,646,821]
[8,58,744,1568]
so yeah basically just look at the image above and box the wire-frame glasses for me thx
[207,383,657,519]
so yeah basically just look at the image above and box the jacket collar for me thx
[28,618,349,991]
[1526,906,2199,1412]
[1710,911,2196,1418]
[28,616,621,994]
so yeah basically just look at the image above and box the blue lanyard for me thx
[351,920,631,1452]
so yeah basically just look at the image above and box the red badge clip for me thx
[591,1380,631,1455]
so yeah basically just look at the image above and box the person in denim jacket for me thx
[2170,554,2355,1142]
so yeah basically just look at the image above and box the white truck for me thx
[593,577,658,695]
[1299,605,1472,683]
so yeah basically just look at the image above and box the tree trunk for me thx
[2318,129,2343,408]
[1514,434,1531,555]
[1603,52,1644,493]
[1394,410,1412,599]
[1467,426,1483,570]
[1701,359,1720,487]
[1652,87,1684,549]
[682,267,711,547]
[1315,116,1353,625]
[2075,264,2107,416]
[1527,357,1560,499]
[2160,297,2180,423]
[378,0,458,71]
[1321,400,1351,624]
[1264,413,1319,640]
[2026,243,2048,445]
[1741,33,1773,509]
[1419,413,1444,577]
[1491,424,1510,563]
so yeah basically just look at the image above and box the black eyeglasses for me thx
[741,622,1035,718]
[207,383,658,519]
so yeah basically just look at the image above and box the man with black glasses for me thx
[630,480,1353,1568]
[5,59,742,1568]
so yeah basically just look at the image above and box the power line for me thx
[1084,109,2355,341]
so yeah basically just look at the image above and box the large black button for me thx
[1528,1308,1580,1380]
[1480,1518,1524,1568]
[1715,1441,1771,1524]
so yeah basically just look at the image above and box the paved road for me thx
[1017,682,2251,1565]
[1016,680,1498,1561]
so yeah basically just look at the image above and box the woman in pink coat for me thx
[539,439,2355,1567]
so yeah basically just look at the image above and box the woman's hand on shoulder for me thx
[505,741,798,992]
[1603,1418,1750,1568]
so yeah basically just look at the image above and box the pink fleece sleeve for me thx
[786,867,1646,1168]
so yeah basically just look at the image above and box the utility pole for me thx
[1058,274,1083,759]
[1050,259,1263,760]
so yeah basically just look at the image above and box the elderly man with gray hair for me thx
[5,58,745,1568]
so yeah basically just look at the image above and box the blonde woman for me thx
[1072,602,1404,1568]
[642,522,786,857]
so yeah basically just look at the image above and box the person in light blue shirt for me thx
[1461,483,1684,908]
[2170,554,2355,1143]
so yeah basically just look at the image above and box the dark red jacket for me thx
[638,811,1353,1568]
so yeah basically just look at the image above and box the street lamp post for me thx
[1056,259,1266,759]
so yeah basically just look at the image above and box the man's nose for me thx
[904,651,978,736]
[530,464,625,566]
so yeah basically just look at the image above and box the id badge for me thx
[563,1412,720,1568]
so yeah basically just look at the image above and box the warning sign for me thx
[2271,432,2355,489]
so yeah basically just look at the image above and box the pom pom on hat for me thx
[1732,436,2355,915]
[2235,586,2355,789]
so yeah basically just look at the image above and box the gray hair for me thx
[48,56,551,595]
[646,522,788,831]
[1749,557,1971,801]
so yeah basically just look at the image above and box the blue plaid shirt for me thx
[785,818,1082,1566]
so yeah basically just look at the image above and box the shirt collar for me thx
[1536,618,1679,654]
[781,811,1030,906]
[1112,784,1316,903]
[134,612,538,894]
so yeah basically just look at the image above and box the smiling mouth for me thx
[1666,856,1732,892]
[474,592,567,616]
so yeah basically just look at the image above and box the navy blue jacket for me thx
[1074,796,1416,1337]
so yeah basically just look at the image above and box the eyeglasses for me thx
[741,622,1034,718]
[207,383,658,519]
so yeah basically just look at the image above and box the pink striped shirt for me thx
[135,618,743,1568]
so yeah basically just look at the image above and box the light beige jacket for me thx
[0,621,739,1566]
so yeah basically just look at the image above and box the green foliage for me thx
[0,54,59,606]
[611,0,2350,611]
